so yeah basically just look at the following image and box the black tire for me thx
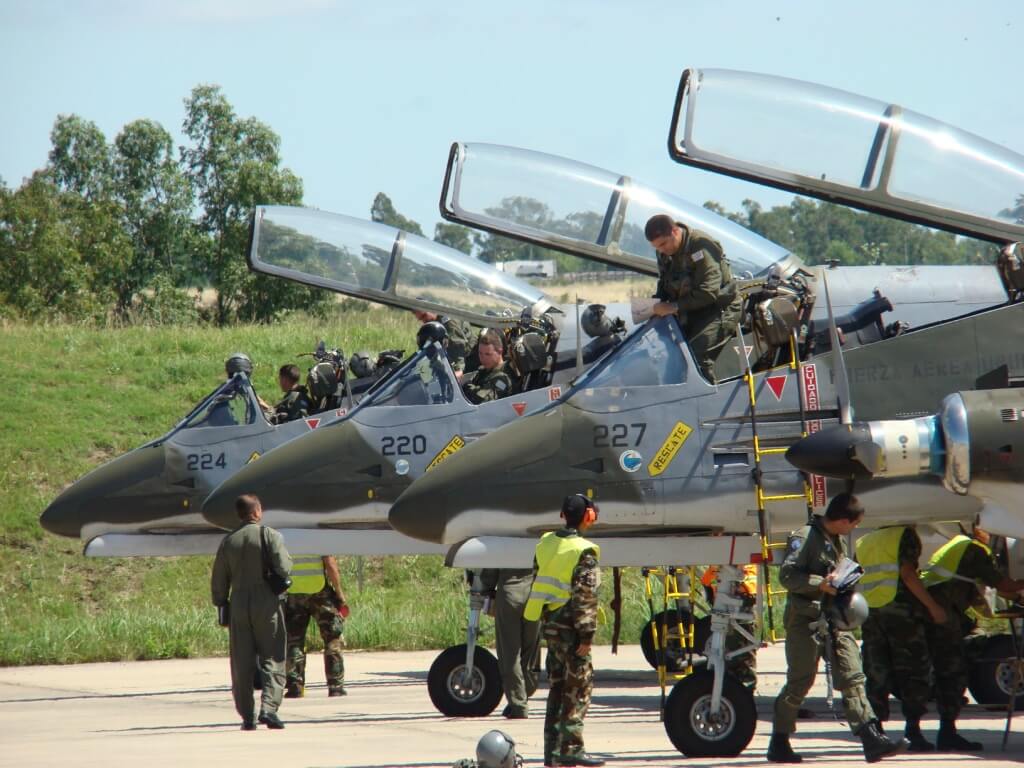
[967,634,1024,711]
[427,644,504,717]
[663,671,756,757]
[640,610,711,670]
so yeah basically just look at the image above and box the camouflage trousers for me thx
[543,632,593,762]
[861,603,931,722]
[285,588,345,691]
[924,602,968,720]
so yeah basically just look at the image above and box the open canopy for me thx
[669,68,1024,244]
[440,143,801,279]
[249,206,553,326]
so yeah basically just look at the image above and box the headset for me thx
[562,493,598,527]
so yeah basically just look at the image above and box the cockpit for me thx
[358,345,457,407]
[572,318,690,390]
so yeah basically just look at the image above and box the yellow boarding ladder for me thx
[742,331,815,642]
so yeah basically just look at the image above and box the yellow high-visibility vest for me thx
[921,535,990,589]
[523,532,600,621]
[289,555,326,595]
[855,526,906,608]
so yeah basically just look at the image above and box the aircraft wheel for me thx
[663,671,756,757]
[967,634,1024,711]
[427,644,503,716]
[640,611,710,670]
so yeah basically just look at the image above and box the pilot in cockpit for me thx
[645,214,743,383]
[461,329,512,405]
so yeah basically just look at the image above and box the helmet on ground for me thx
[476,730,521,768]
[348,351,376,379]
[828,590,869,630]
[417,320,448,350]
[225,352,253,376]
[581,304,613,338]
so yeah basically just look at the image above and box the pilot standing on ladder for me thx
[524,494,605,768]
[767,493,908,763]
[644,214,742,383]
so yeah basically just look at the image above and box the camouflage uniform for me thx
[773,517,875,735]
[482,568,541,714]
[924,540,1003,720]
[285,585,345,695]
[462,364,513,404]
[211,523,292,724]
[539,532,600,764]
[860,528,931,724]
[440,315,472,375]
[272,385,311,425]
[655,224,742,382]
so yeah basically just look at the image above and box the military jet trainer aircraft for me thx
[40,208,603,558]
[385,74,1024,756]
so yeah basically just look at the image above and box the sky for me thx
[0,0,1020,238]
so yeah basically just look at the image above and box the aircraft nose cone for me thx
[201,420,393,529]
[40,445,167,538]
[390,408,567,544]
[785,423,874,480]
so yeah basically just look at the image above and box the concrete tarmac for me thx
[2,644,1022,767]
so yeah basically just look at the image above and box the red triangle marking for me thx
[306,418,321,430]
[765,375,787,401]
[512,402,527,416]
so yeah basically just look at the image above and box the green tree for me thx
[109,119,192,316]
[48,115,113,202]
[433,222,473,254]
[181,84,325,323]
[370,192,424,235]
[0,172,127,321]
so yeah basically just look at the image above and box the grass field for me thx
[0,304,661,666]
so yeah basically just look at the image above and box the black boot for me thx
[936,719,983,751]
[858,720,909,763]
[767,733,803,763]
[904,718,934,752]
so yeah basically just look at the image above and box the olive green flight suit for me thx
[272,385,311,424]
[440,315,472,374]
[211,523,293,723]
[461,364,513,404]
[655,225,743,382]
[481,568,541,712]
[773,517,874,735]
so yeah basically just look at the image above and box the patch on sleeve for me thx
[691,250,705,262]
[788,536,803,553]
[495,378,508,392]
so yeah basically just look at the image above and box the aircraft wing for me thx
[439,142,803,280]
[668,68,1024,244]
[84,528,445,557]
[446,534,763,569]
[248,206,553,327]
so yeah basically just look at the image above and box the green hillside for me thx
[0,308,655,665]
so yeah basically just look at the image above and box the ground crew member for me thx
[271,364,311,424]
[525,494,605,768]
[767,493,908,763]
[462,330,513,404]
[413,308,472,379]
[857,525,947,751]
[211,494,292,730]
[921,523,1024,751]
[284,554,348,698]
[700,564,758,689]
[482,567,541,719]
[644,214,742,383]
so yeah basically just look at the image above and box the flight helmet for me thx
[828,590,870,630]
[225,352,253,376]
[476,730,522,768]
[417,321,448,350]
